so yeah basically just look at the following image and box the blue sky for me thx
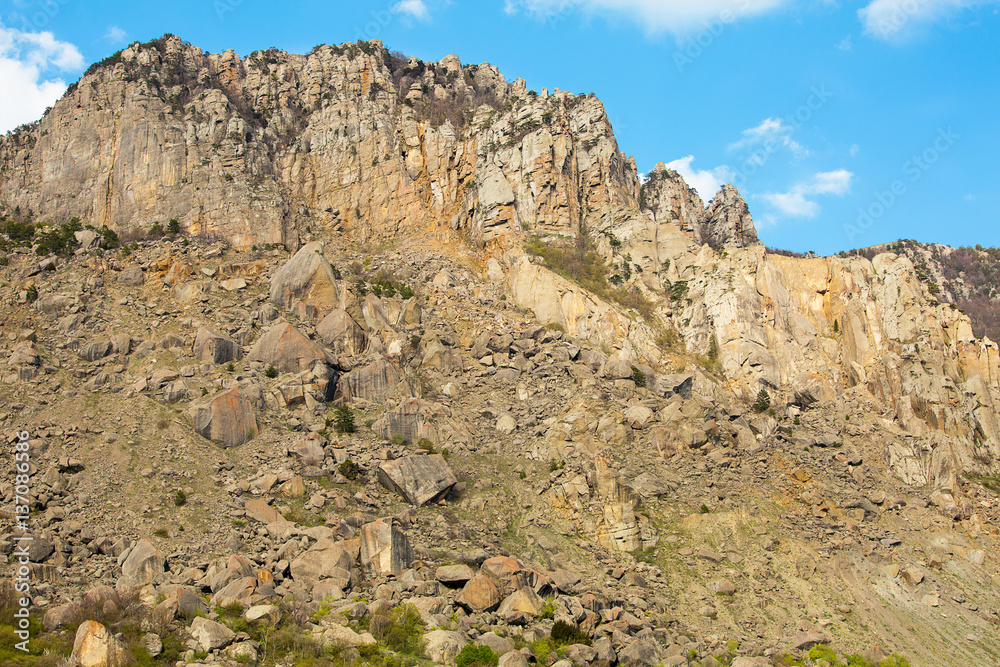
[0,0,997,255]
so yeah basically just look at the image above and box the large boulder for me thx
[248,321,337,374]
[270,242,340,318]
[359,519,412,575]
[193,327,243,365]
[618,638,666,667]
[317,309,368,356]
[371,398,449,445]
[120,539,165,585]
[290,543,357,587]
[496,587,545,624]
[339,358,411,403]
[455,575,503,613]
[189,617,236,652]
[186,387,259,447]
[377,455,457,506]
[71,621,129,667]
[423,630,469,666]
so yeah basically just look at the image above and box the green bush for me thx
[34,218,82,256]
[173,490,187,506]
[456,644,499,667]
[265,365,278,378]
[367,603,426,656]
[166,218,181,234]
[631,366,646,387]
[808,645,838,664]
[338,460,361,481]
[550,620,590,646]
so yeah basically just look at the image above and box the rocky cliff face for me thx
[0,35,639,253]
[1,35,996,495]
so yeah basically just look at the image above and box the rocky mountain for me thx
[840,239,1000,344]
[0,35,998,667]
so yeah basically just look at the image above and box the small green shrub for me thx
[338,460,361,481]
[166,219,180,234]
[808,645,838,664]
[699,503,711,514]
[456,644,499,667]
[367,603,426,656]
[631,366,646,387]
[173,490,187,506]
[226,362,235,372]
[265,365,278,378]
[550,620,590,647]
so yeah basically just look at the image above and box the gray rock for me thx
[377,454,457,506]
[193,327,243,365]
[189,617,236,651]
[120,539,165,585]
[270,241,340,317]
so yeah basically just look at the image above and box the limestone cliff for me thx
[1,35,997,494]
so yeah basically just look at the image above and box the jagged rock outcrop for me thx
[703,184,759,248]
[0,36,639,253]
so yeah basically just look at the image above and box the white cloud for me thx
[104,26,127,43]
[729,117,806,158]
[859,0,1000,41]
[0,22,83,133]
[663,155,733,202]
[503,0,794,34]
[836,34,853,50]
[394,0,430,20]
[762,169,854,218]
[849,143,861,157]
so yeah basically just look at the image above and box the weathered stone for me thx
[359,520,412,575]
[71,620,129,667]
[435,564,475,587]
[423,630,468,666]
[270,242,340,317]
[189,616,236,651]
[377,454,457,506]
[248,321,336,374]
[317,308,368,356]
[120,539,165,584]
[186,387,259,447]
[193,327,243,365]
[618,638,665,667]
[455,574,503,613]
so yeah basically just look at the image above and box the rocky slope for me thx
[0,35,999,667]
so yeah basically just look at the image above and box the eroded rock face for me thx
[248,322,336,374]
[359,519,412,575]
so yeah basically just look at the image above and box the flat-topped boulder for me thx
[377,454,457,506]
